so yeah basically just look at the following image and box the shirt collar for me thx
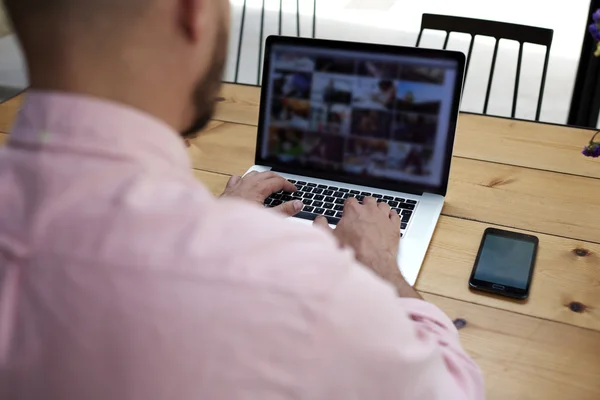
[9,91,191,172]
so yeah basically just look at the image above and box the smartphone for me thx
[469,228,539,299]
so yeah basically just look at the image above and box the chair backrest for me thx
[232,0,318,85]
[416,13,554,121]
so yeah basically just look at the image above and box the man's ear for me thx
[179,0,204,42]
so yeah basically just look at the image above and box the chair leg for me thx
[483,38,500,115]
[442,32,450,50]
[312,0,317,38]
[536,46,551,121]
[416,30,423,47]
[511,42,523,119]
[297,0,301,37]
[234,0,248,84]
[257,0,266,85]
[279,0,283,35]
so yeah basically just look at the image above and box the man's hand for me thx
[221,171,304,217]
[314,197,420,299]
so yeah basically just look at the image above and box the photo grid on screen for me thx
[263,48,454,185]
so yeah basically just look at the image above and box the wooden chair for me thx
[416,14,554,121]
[233,0,318,85]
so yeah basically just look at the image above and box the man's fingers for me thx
[390,208,401,224]
[377,201,391,215]
[313,215,333,231]
[245,171,259,178]
[273,200,304,217]
[225,175,242,189]
[363,196,378,207]
[260,177,296,196]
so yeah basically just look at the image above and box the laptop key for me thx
[339,188,349,193]
[295,184,304,190]
[402,210,413,217]
[313,188,323,194]
[335,198,345,205]
[350,190,360,195]
[361,192,372,196]
[304,206,315,213]
[317,184,328,189]
[325,210,336,217]
[406,200,417,205]
[272,200,283,206]
[313,201,324,208]
[328,186,338,190]
[334,205,344,211]
[288,180,296,184]
[377,198,385,203]
[323,190,334,196]
[336,211,343,218]
[324,203,335,209]
[264,198,273,206]
[401,222,408,230]
[296,211,340,225]
[398,203,415,210]
[297,181,307,186]
[394,197,406,203]
[314,195,324,201]
[384,196,394,200]
[307,183,317,187]
[372,194,383,199]
[314,208,326,214]
[303,193,314,199]
[302,199,313,206]
[402,214,410,223]
[333,192,344,198]
[343,193,352,199]
[282,195,293,201]
[356,195,364,202]
[388,201,399,207]
[325,196,335,203]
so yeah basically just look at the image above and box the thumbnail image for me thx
[267,127,304,162]
[399,65,446,84]
[272,71,313,99]
[351,108,393,139]
[353,78,396,110]
[315,56,356,74]
[271,98,311,130]
[303,132,345,163]
[388,142,434,176]
[395,82,443,114]
[273,52,316,72]
[309,104,352,135]
[311,73,354,105]
[344,138,390,175]
[357,60,398,79]
[393,112,438,145]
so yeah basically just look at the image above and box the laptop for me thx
[244,36,465,285]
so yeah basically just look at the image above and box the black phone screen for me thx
[470,228,538,298]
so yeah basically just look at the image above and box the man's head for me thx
[4,0,230,137]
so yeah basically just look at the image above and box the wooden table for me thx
[1,85,600,399]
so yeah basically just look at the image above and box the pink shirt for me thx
[0,92,484,399]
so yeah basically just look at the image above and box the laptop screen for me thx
[257,38,463,195]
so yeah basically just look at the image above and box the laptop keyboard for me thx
[264,180,418,235]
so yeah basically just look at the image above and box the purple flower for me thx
[593,9,600,23]
[590,23,600,41]
[582,144,600,158]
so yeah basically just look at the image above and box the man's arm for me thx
[307,264,485,400]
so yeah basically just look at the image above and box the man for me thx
[0,0,484,399]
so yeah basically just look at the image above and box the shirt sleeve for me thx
[307,264,485,400]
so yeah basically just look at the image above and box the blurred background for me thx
[0,0,594,125]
